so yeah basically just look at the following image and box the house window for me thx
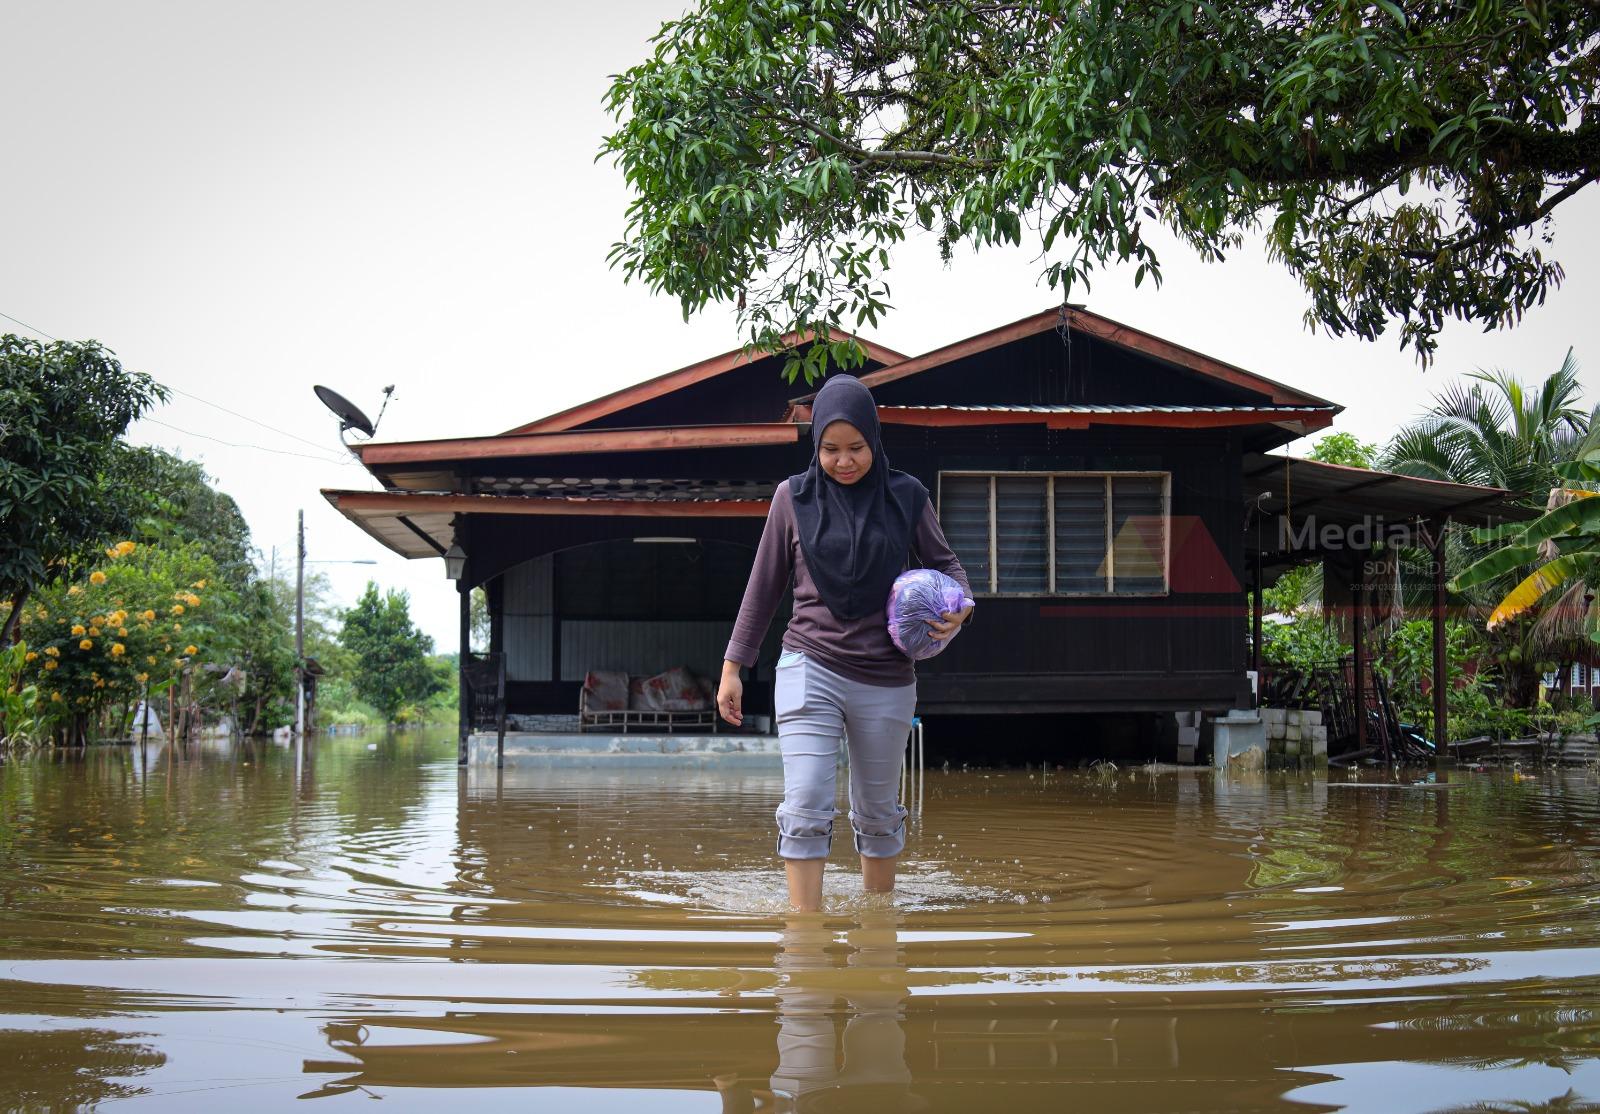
[937,471,1170,596]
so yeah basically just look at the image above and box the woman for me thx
[718,374,973,912]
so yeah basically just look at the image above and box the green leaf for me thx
[1520,493,1600,546]
[1553,456,1600,483]
[1447,543,1540,592]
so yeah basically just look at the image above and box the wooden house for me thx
[324,306,1534,760]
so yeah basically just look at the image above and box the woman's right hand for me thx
[717,664,744,726]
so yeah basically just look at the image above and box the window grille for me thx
[937,471,1170,596]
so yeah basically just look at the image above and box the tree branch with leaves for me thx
[0,336,166,644]
[602,0,1599,379]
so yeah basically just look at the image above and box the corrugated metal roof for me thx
[1243,451,1541,535]
[472,476,778,501]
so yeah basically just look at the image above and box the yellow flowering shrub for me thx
[15,540,223,726]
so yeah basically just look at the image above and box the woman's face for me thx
[818,419,873,485]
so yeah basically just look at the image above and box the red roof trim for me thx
[504,329,908,436]
[875,405,1338,431]
[356,423,801,466]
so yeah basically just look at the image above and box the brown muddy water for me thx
[3,732,1600,1112]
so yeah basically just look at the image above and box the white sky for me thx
[4,1,1596,650]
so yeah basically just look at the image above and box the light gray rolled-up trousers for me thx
[772,648,918,860]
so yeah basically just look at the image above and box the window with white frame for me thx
[937,471,1170,596]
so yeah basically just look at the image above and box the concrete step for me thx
[467,731,801,768]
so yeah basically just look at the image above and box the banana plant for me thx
[1450,445,1600,635]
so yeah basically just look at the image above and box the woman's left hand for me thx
[926,603,973,641]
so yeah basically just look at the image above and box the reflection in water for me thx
[724,909,921,1113]
[0,1026,164,1108]
[3,736,1600,1109]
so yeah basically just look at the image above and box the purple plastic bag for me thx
[887,568,974,660]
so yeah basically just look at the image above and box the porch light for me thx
[443,543,467,580]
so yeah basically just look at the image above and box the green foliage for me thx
[1307,431,1379,469]
[237,576,296,733]
[470,586,489,652]
[0,641,45,748]
[0,335,167,638]
[1382,356,1596,699]
[1374,617,1485,739]
[1383,350,1592,496]
[313,676,386,728]
[119,447,255,590]
[338,583,442,724]
[1262,564,1320,618]
[601,1,1599,376]
[395,654,460,726]
[1261,612,1350,673]
[1452,693,1534,742]
[1551,707,1593,742]
[1448,462,1600,630]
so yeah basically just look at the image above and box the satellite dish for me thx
[314,385,376,437]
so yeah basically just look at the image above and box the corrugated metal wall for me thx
[499,548,739,682]
[504,556,553,682]
[556,620,729,681]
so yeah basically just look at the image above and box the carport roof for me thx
[1243,451,1540,531]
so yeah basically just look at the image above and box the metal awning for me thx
[1243,451,1541,574]
[1243,452,1540,529]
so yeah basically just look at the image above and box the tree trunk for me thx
[1,586,31,646]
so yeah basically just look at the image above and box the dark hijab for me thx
[789,375,928,621]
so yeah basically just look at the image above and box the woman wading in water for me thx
[718,374,973,912]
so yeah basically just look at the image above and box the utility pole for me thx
[295,510,305,773]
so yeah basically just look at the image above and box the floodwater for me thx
[3,734,1600,1112]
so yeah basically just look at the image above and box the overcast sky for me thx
[4,1,1596,650]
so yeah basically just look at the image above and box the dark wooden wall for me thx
[870,329,1273,408]
[464,423,1247,718]
[883,424,1248,713]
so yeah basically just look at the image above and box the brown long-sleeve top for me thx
[724,481,973,687]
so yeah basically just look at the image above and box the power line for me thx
[2,305,358,464]
[167,386,346,455]
[141,417,354,464]
[0,309,58,340]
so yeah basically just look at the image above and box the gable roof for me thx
[503,328,908,436]
[791,306,1340,411]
